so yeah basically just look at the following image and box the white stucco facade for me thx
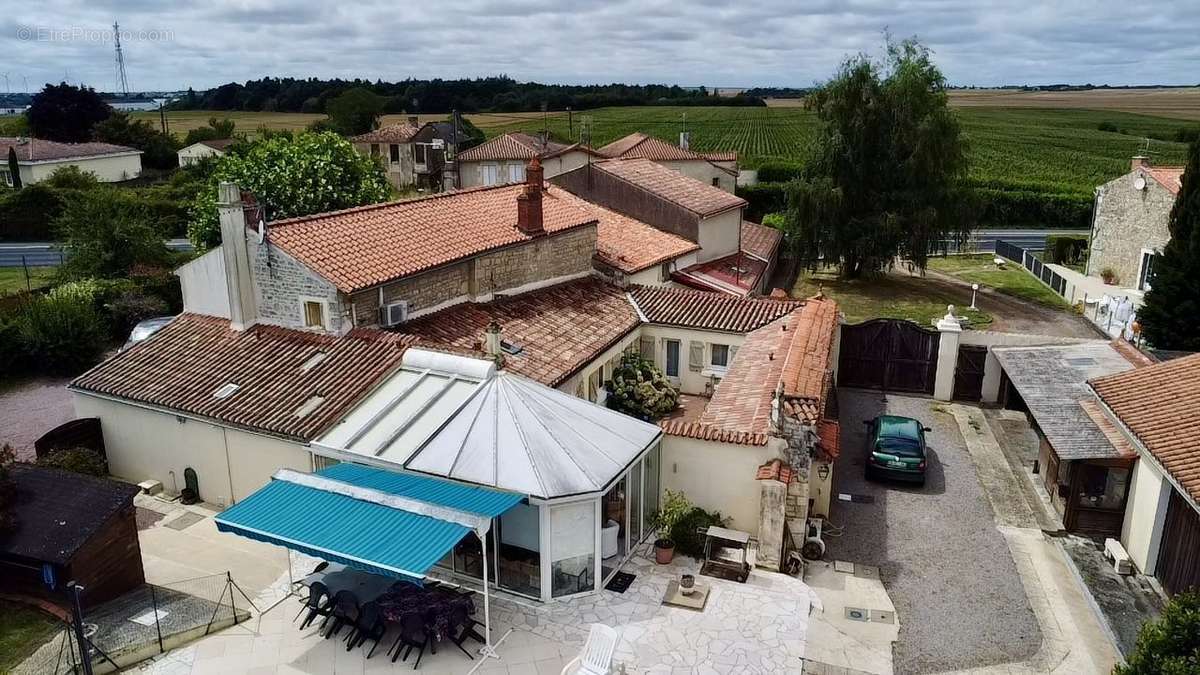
[177,143,225,167]
[459,150,592,188]
[1120,456,1172,575]
[19,152,143,184]
[661,435,782,534]
[696,209,743,262]
[175,248,231,319]
[658,159,736,193]
[73,392,313,506]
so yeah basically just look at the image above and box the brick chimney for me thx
[516,157,544,236]
[1131,155,1151,172]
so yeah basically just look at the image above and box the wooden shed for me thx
[0,465,144,610]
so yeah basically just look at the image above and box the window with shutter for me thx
[688,341,704,372]
[639,336,655,360]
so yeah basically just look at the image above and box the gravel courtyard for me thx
[0,376,75,461]
[824,389,1041,674]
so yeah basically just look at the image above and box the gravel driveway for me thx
[824,389,1041,673]
[0,376,75,461]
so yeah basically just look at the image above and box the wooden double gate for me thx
[1157,488,1200,596]
[839,319,940,395]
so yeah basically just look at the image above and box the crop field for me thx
[485,105,1195,194]
[132,110,548,140]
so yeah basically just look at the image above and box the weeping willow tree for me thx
[784,38,977,279]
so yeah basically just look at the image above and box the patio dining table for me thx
[377,584,475,641]
[302,565,400,602]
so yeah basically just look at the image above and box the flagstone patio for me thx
[132,542,814,674]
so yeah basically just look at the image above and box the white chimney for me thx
[679,132,690,150]
[217,182,258,331]
[484,320,502,357]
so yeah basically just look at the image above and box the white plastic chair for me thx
[561,623,618,675]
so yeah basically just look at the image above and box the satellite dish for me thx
[256,218,266,243]
[1133,175,1147,191]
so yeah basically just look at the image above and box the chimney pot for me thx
[485,320,503,358]
[516,157,545,236]
[1131,155,1151,172]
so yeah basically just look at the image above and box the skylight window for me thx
[294,395,326,419]
[300,351,328,372]
[501,340,523,356]
[212,383,240,399]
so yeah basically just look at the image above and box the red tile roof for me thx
[456,132,594,163]
[1090,352,1200,503]
[592,159,746,217]
[266,184,598,293]
[401,278,641,387]
[70,314,411,440]
[628,285,802,333]
[0,137,139,162]
[817,420,841,461]
[1144,166,1185,195]
[661,297,840,446]
[597,132,737,166]
[672,252,768,297]
[557,192,698,274]
[350,121,422,144]
[198,138,237,151]
[741,220,783,262]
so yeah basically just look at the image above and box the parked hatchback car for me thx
[863,415,931,485]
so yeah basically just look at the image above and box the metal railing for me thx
[994,239,1069,296]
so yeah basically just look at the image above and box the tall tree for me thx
[1138,142,1199,350]
[187,131,391,249]
[93,111,181,170]
[27,83,112,143]
[6,147,21,189]
[325,87,384,136]
[783,38,975,278]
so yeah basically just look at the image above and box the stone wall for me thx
[349,225,597,326]
[252,237,345,332]
[1087,170,1175,287]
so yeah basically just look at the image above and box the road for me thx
[0,239,194,267]
[947,228,1090,253]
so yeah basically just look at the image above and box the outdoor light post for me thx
[970,283,979,310]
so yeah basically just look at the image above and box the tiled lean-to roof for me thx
[265,184,598,293]
[597,132,737,168]
[592,159,746,217]
[628,284,801,332]
[71,314,411,440]
[456,132,593,163]
[1091,352,1200,503]
[555,192,699,274]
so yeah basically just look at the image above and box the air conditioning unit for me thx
[380,301,409,327]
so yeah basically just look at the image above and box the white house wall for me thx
[176,248,231,318]
[658,159,735,193]
[459,150,592,188]
[696,209,742,263]
[73,393,312,506]
[24,153,143,183]
[1120,456,1172,574]
[177,144,222,167]
[640,325,747,395]
[661,434,780,535]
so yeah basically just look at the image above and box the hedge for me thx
[975,187,1092,229]
[755,162,805,183]
[0,183,192,241]
[1046,234,1089,264]
[736,183,789,222]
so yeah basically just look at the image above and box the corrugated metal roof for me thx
[215,477,470,580]
[993,342,1136,460]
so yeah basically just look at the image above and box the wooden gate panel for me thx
[953,345,987,402]
[838,319,938,395]
[1157,489,1200,596]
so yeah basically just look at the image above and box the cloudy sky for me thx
[4,0,1199,93]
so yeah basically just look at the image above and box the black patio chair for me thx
[322,590,359,639]
[297,581,331,629]
[447,605,486,660]
[389,613,431,668]
[347,601,387,658]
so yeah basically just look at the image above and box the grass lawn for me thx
[927,254,1073,310]
[0,600,60,672]
[792,268,993,328]
[0,266,56,295]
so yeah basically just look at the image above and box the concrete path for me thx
[947,404,1121,675]
[803,560,898,675]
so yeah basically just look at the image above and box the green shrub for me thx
[669,506,730,558]
[42,166,100,190]
[0,184,69,241]
[14,294,105,375]
[1045,234,1088,264]
[974,187,1092,229]
[36,447,108,477]
[737,182,789,222]
[604,351,679,421]
[106,290,169,339]
[756,162,805,183]
[1115,590,1200,675]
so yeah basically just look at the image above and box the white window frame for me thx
[710,343,730,370]
[507,162,526,183]
[0,168,11,187]
[480,163,500,186]
[389,144,401,165]
[664,339,681,381]
[1136,248,1157,292]
[299,296,330,331]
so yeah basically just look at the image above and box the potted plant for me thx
[1100,267,1119,285]
[679,573,696,596]
[652,490,691,564]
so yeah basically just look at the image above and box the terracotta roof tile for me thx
[70,314,411,440]
[1091,352,1200,503]
[780,298,839,402]
[266,184,598,292]
[700,151,738,162]
[1144,166,1185,196]
[0,136,139,162]
[817,420,841,461]
[197,138,237,151]
[457,132,585,162]
[401,278,640,386]
[629,285,801,332]
[350,122,421,144]
[672,252,768,297]
[593,159,746,217]
[557,193,698,274]
[597,132,737,166]
[741,220,783,262]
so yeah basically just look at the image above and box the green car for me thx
[863,415,931,486]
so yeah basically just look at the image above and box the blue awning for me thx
[215,466,524,581]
